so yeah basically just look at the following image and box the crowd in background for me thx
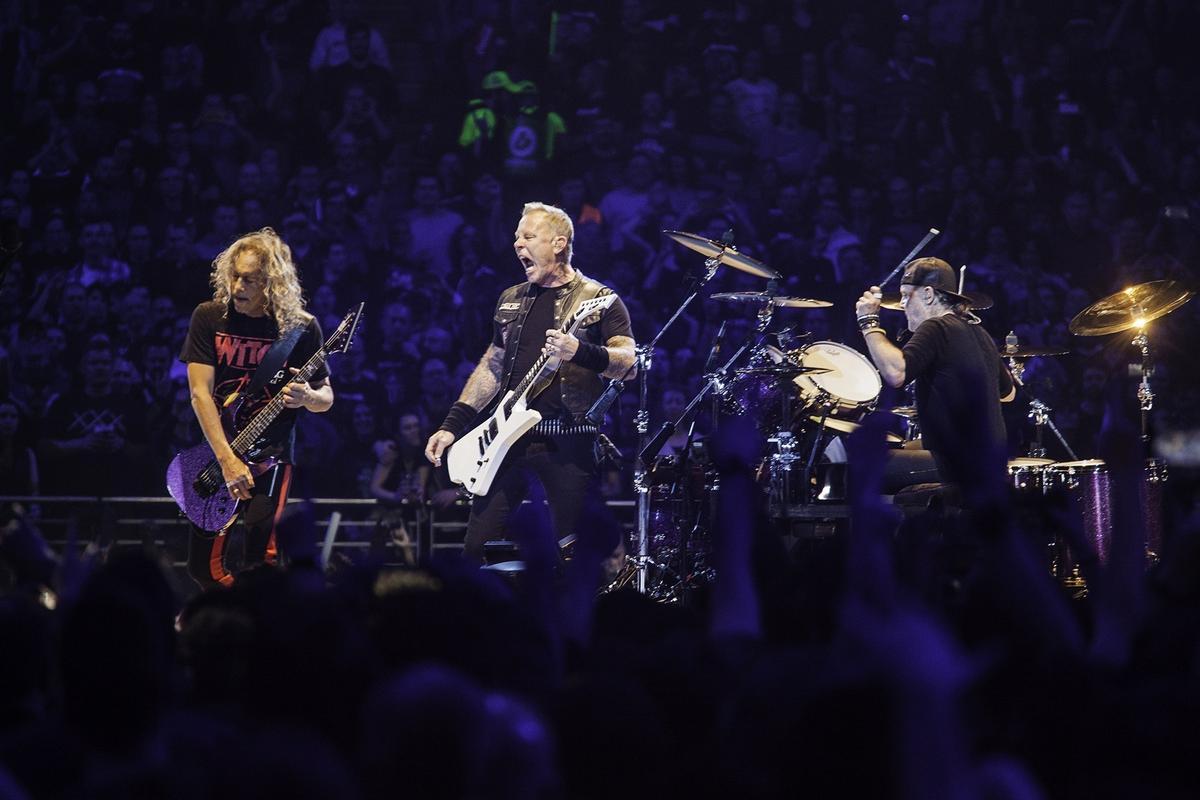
[2,1,1200,798]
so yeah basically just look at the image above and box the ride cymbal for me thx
[711,291,833,308]
[664,230,780,279]
[1068,280,1194,336]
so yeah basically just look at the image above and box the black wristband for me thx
[571,341,610,372]
[438,402,476,438]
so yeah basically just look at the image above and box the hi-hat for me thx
[1068,280,1194,336]
[1001,346,1068,358]
[733,364,831,377]
[712,291,832,308]
[889,405,919,419]
[878,290,994,311]
[664,230,780,279]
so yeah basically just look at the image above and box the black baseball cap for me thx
[900,257,971,305]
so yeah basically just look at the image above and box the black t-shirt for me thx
[902,314,1013,480]
[493,284,633,418]
[179,301,328,463]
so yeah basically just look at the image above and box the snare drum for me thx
[792,341,882,427]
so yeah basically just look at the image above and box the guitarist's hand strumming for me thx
[220,455,254,499]
[425,430,456,467]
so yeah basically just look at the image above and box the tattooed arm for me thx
[457,343,506,410]
[601,335,637,381]
[424,344,505,466]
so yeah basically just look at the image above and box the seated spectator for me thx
[37,343,148,496]
[0,399,38,499]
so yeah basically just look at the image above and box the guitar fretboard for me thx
[229,349,326,454]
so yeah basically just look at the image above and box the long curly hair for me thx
[210,227,308,332]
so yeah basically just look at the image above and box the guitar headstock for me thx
[569,294,617,327]
[325,302,365,355]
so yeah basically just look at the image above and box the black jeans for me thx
[463,433,597,562]
[186,463,293,588]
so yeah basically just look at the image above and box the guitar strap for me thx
[244,324,306,397]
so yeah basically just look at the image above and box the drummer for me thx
[855,257,1016,504]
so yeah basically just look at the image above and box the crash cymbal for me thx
[711,291,833,308]
[807,415,904,443]
[1068,280,1194,336]
[878,290,994,311]
[664,230,780,279]
[1000,346,1069,358]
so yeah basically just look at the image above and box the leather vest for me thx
[493,270,613,423]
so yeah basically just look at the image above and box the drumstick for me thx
[959,264,966,294]
[876,227,940,288]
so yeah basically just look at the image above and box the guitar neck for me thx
[229,348,327,455]
[506,311,591,411]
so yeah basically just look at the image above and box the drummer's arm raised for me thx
[862,330,907,388]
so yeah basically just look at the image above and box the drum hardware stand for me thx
[1132,326,1154,443]
[1026,398,1078,461]
[1007,354,1079,461]
[799,401,834,505]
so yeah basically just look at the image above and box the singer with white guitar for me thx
[424,202,636,562]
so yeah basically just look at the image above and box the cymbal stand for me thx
[1008,356,1078,460]
[1132,326,1154,442]
[615,253,724,593]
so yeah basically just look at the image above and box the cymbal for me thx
[807,415,904,443]
[1068,280,1194,336]
[712,291,833,309]
[878,290,994,311]
[664,230,780,279]
[1000,346,1069,358]
[734,364,832,377]
[889,405,919,419]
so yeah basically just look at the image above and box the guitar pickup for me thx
[478,436,486,455]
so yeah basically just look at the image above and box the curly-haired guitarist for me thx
[179,228,334,588]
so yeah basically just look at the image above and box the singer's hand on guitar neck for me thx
[543,329,579,360]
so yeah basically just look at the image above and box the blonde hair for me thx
[210,227,308,332]
[522,202,574,264]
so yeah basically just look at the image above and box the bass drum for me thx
[791,341,882,431]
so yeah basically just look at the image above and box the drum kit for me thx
[616,230,918,600]
[608,228,1194,601]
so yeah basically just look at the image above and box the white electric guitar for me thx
[446,293,617,496]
